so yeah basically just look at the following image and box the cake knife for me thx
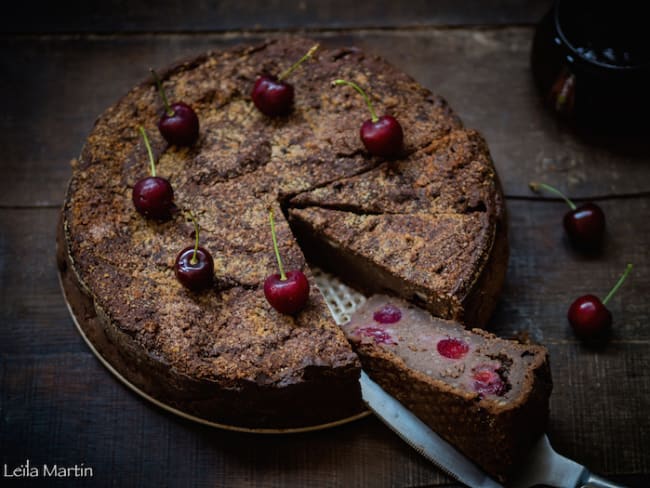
[360,371,627,488]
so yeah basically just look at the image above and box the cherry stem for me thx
[150,68,174,117]
[332,79,379,123]
[138,126,156,177]
[602,263,633,305]
[184,211,200,266]
[277,44,320,81]
[529,182,576,210]
[268,208,287,281]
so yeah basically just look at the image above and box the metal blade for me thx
[510,434,586,488]
[360,372,503,488]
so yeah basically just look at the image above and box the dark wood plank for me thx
[0,353,449,487]
[490,198,650,342]
[4,0,552,34]
[547,342,650,479]
[3,30,649,209]
[1,343,648,487]
[0,209,85,355]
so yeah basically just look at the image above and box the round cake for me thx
[57,37,508,429]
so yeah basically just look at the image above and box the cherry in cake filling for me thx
[345,296,521,399]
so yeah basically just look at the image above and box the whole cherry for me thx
[472,365,506,396]
[331,79,404,158]
[529,182,606,249]
[132,126,174,220]
[373,304,402,324]
[263,208,310,314]
[568,264,633,340]
[174,211,214,291]
[151,69,199,146]
[251,44,319,117]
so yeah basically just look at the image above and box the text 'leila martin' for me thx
[3,460,93,478]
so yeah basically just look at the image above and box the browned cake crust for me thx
[289,130,508,327]
[60,36,508,428]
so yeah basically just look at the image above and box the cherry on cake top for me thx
[263,208,310,314]
[251,44,319,117]
[151,69,199,146]
[174,211,214,291]
[132,126,175,220]
[332,79,404,158]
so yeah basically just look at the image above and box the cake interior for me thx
[343,295,544,402]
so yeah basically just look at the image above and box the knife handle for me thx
[580,472,629,488]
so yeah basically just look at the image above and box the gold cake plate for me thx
[60,267,371,434]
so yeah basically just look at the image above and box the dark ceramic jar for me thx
[531,0,649,134]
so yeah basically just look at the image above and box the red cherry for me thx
[174,212,214,291]
[263,209,310,314]
[563,202,606,248]
[264,270,310,315]
[175,246,214,291]
[132,127,174,220]
[151,69,199,146]
[568,264,632,340]
[332,79,404,158]
[437,338,470,359]
[251,75,294,117]
[158,102,199,146]
[360,115,404,158]
[568,295,612,338]
[251,44,319,117]
[529,182,605,249]
[373,304,402,324]
[472,365,506,396]
[132,176,174,220]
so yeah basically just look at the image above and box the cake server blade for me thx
[361,373,628,488]
[360,371,504,488]
[510,434,629,488]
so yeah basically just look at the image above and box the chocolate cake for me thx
[343,296,552,482]
[58,37,510,429]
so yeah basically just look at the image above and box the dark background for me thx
[1,1,649,487]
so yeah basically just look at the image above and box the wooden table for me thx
[2,1,649,486]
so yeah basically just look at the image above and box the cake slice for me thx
[288,207,506,327]
[342,295,552,483]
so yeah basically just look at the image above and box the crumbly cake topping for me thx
[64,37,469,383]
[290,129,498,216]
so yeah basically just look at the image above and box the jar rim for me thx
[553,0,648,71]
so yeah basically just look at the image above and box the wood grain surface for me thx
[1,1,649,486]
[4,0,552,34]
